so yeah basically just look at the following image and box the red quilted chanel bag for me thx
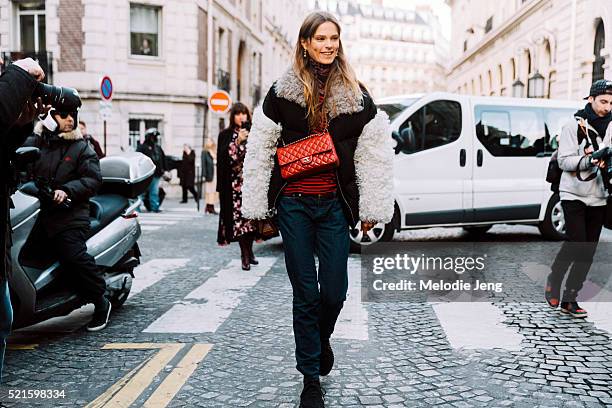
[276,130,340,180]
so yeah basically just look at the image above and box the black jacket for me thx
[137,141,166,177]
[202,150,215,182]
[0,65,38,282]
[179,150,196,187]
[242,68,394,227]
[24,124,102,237]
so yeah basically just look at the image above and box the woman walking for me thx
[242,12,393,408]
[216,103,259,271]
[179,144,198,204]
[202,138,218,214]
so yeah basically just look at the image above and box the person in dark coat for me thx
[242,12,393,408]
[179,144,198,203]
[202,138,217,214]
[22,107,112,332]
[216,102,258,270]
[0,57,46,383]
[78,120,105,158]
[137,128,166,212]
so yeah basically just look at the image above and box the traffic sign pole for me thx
[99,75,113,155]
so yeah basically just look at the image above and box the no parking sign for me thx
[100,76,113,101]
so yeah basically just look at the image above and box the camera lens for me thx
[32,83,81,112]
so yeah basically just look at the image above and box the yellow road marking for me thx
[7,344,38,350]
[85,343,184,408]
[142,344,213,408]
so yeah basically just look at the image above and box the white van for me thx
[349,92,583,250]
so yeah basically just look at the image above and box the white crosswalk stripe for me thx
[129,258,191,300]
[137,210,201,230]
[134,255,612,350]
[143,257,278,333]
[334,258,369,341]
[432,302,524,351]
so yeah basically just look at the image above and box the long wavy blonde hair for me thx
[294,12,361,129]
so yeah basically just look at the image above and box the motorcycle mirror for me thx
[15,147,40,166]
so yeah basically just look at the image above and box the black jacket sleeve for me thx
[0,65,38,130]
[60,143,102,202]
[262,85,282,125]
[159,146,168,172]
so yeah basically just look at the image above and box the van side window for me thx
[476,106,547,157]
[397,100,462,154]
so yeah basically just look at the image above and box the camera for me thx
[241,120,252,132]
[31,83,82,112]
[591,146,612,176]
[34,177,72,209]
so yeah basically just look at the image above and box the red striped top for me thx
[283,60,337,196]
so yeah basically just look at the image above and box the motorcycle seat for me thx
[89,194,130,236]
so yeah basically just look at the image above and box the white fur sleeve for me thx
[242,107,282,219]
[354,110,395,224]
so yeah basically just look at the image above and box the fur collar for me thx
[34,121,83,141]
[274,68,364,119]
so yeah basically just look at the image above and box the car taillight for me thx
[122,212,138,219]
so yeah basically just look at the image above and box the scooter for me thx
[9,148,155,330]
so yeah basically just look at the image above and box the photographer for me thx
[546,79,612,318]
[0,57,47,382]
[22,105,111,332]
[216,102,258,270]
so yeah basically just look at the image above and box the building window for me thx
[130,4,161,57]
[593,20,605,82]
[18,2,46,52]
[485,16,493,34]
[129,118,162,149]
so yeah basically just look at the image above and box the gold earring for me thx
[303,48,307,58]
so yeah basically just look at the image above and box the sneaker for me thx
[544,279,560,308]
[560,301,588,318]
[87,299,112,331]
[320,339,334,376]
[300,377,324,408]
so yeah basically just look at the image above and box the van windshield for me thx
[377,98,418,121]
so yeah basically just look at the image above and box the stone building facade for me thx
[311,0,449,99]
[447,0,612,100]
[0,0,305,159]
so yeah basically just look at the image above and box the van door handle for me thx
[477,149,483,167]
[459,149,466,167]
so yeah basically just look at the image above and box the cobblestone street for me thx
[1,200,612,407]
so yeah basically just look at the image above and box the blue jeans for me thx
[277,194,350,379]
[141,176,161,212]
[0,280,12,383]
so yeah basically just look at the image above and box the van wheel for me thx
[539,193,566,241]
[349,207,399,253]
[462,226,492,236]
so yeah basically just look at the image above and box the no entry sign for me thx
[100,76,113,101]
[208,90,232,114]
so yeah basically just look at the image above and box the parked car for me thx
[349,92,583,251]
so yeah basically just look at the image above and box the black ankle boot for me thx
[300,377,324,408]
[239,239,250,271]
[320,339,334,376]
[247,240,258,265]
